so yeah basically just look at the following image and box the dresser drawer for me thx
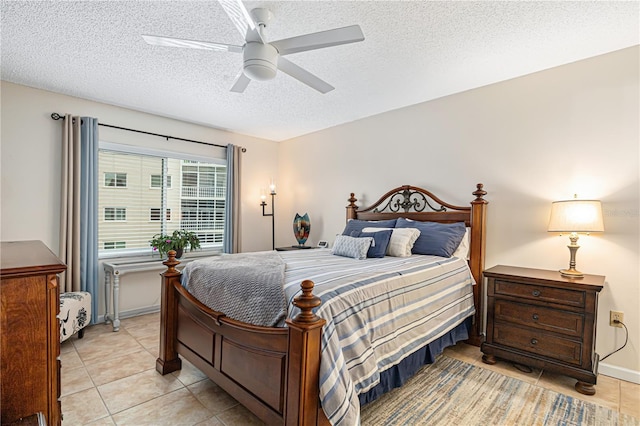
[493,322,582,365]
[494,280,585,308]
[494,299,584,338]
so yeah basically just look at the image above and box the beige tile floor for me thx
[61,313,640,425]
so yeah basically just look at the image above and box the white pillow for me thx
[452,227,471,260]
[332,235,373,260]
[362,227,420,257]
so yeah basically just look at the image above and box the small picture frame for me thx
[317,240,329,248]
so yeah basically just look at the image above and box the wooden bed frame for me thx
[156,184,488,425]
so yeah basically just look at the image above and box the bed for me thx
[156,184,488,425]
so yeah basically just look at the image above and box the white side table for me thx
[103,253,216,331]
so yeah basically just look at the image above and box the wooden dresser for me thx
[1,240,67,425]
[481,265,604,395]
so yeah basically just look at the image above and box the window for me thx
[104,207,126,221]
[151,174,172,188]
[98,144,226,257]
[104,172,127,187]
[104,241,126,250]
[150,208,171,221]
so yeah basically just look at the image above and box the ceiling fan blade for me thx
[277,57,334,94]
[271,25,364,56]
[230,71,251,93]
[217,0,263,43]
[142,34,243,53]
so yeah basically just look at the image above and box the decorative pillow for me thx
[452,227,471,260]
[351,229,393,258]
[395,218,466,257]
[362,227,420,257]
[341,218,397,236]
[332,235,373,260]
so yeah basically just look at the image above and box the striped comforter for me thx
[183,249,475,426]
[280,250,476,426]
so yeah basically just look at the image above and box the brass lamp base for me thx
[561,233,584,279]
[560,267,584,278]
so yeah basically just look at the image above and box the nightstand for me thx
[481,265,604,395]
[275,246,316,251]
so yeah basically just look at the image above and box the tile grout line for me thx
[62,339,111,425]
[102,325,167,419]
[118,319,218,426]
[68,320,163,425]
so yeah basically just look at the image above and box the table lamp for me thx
[548,197,604,278]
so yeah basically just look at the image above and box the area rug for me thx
[360,355,639,426]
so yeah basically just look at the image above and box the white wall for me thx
[1,81,278,315]
[277,47,640,380]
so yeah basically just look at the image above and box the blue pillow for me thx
[395,218,466,257]
[342,218,397,236]
[351,229,393,258]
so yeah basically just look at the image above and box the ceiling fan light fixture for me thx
[143,2,364,93]
[243,42,278,81]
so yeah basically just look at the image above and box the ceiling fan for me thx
[142,0,365,94]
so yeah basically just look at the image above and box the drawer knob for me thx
[530,338,538,345]
[532,290,541,297]
[532,314,539,321]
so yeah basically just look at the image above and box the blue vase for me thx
[293,213,310,246]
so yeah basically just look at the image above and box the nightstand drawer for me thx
[493,322,582,365]
[494,280,585,308]
[494,300,584,338]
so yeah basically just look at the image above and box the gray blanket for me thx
[182,251,287,327]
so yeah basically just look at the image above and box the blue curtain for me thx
[223,144,241,253]
[80,118,100,323]
[59,115,99,324]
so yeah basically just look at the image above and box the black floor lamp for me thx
[260,183,276,250]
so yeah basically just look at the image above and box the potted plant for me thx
[149,229,201,259]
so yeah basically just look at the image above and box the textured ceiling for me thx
[2,1,638,141]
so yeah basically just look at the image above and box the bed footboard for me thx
[156,251,328,425]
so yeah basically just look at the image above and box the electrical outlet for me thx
[610,311,624,328]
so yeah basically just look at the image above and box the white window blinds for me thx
[98,142,226,257]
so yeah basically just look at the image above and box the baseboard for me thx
[97,305,160,324]
[599,362,640,384]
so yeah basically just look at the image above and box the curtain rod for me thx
[50,112,246,152]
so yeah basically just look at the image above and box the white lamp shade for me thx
[548,200,604,233]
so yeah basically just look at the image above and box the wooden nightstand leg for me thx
[575,381,596,395]
[482,354,497,365]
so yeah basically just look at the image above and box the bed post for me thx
[346,193,358,221]
[156,250,183,375]
[285,280,327,426]
[468,183,488,346]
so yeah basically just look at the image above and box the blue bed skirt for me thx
[359,316,472,406]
